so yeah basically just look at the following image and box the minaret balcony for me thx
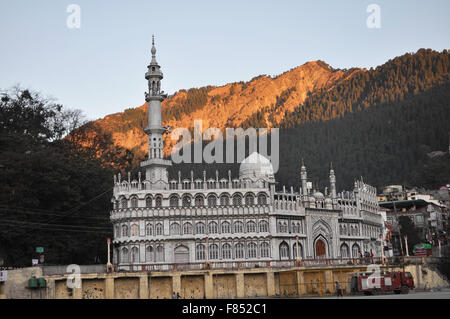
[140,158,172,168]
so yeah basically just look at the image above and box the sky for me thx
[0,0,449,120]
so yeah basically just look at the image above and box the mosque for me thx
[110,38,384,270]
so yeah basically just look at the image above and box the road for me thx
[310,288,450,299]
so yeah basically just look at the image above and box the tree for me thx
[398,216,423,254]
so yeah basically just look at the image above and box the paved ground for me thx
[309,288,450,299]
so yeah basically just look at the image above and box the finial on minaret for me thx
[330,162,333,170]
[151,35,157,62]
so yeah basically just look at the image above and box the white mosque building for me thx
[110,38,384,270]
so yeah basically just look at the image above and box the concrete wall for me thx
[2,261,449,299]
[114,277,139,299]
[149,276,172,299]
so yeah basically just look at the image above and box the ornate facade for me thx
[110,38,384,270]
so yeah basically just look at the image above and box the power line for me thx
[1,219,112,230]
[41,186,114,224]
[0,222,112,235]
[0,206,110,220]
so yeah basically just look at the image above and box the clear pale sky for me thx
[1,0,449,120]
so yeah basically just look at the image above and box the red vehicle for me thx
[350,270,414,295]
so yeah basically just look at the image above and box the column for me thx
[236,273,245,298]
[139,275,149,299]
[172,274,181,296]
[204,273,214,299]
[296,271,306,296]
[266,271,275,296]
[105,276,115,299]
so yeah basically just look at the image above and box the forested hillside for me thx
[73,49,450,192]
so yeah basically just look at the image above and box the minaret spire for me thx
[329,163,336,198]
[300,158,307,196]
[141,36,172,189]
[151,35,157,63]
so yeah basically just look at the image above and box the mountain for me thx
[72,48,450,190]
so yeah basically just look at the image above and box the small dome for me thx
[313,191,324,200]
[325,197,332,204]
[239,152,274,181]
[309,196,316,203]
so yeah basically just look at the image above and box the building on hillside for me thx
[109,38,384,270]
[379,199,448,252]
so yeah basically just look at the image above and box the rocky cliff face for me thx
[87,60,361,157]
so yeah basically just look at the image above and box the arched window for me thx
[233,221,244,233]
[261,242,270,258]
[232,194,242,206]
[257,194,267,205]
[209,244,218,260]
[278,221,288,233]
[131,247,139,263]
[169,195,179,207]
[115,225,120,238]
[155,195,162,208]
[352,244,360,258]
[146,246,153,262]
[259,220,269,232]
[121,225,129,237]
[208,221,218,234]
[170,222,180,235]
[195,195,204,207]
[145,196,152,208]
[235,243,244,259]
[155,223,163,236]
[182,195,191,207]
[341,243,350,258]
[207,195,217,207]
[220,194,230,206]
[131,224,139,236]
[222,243,232,259]
[221,221,231,233]
[339,225,343,235]
[279,242,289,259]
[146,223,153,236]
[246,221,256,233]
[195,222,205,234]
[196,244,205,260]
[248,242,257,258]
[121,247,129,263]
[156,245,164,262]
[292,222,299,233]
[121,197,128,209]
[131,196,138,208]
[245,194,255,206]
[183,222,192,235]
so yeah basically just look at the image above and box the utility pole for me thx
[393,201,404,257]
[106,238,113,272]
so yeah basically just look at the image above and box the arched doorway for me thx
[174,245,189,263]
[315,238,327,258]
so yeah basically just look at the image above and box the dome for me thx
[309,196,316,203]
[239,152,275,181]
[324,197,332,204]
[313,191,324,200]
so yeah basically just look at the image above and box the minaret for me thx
[300,158,308,195]
[329,162,336,198]
[141,36,172,189]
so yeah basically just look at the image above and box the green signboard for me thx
[36,247,44,253]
